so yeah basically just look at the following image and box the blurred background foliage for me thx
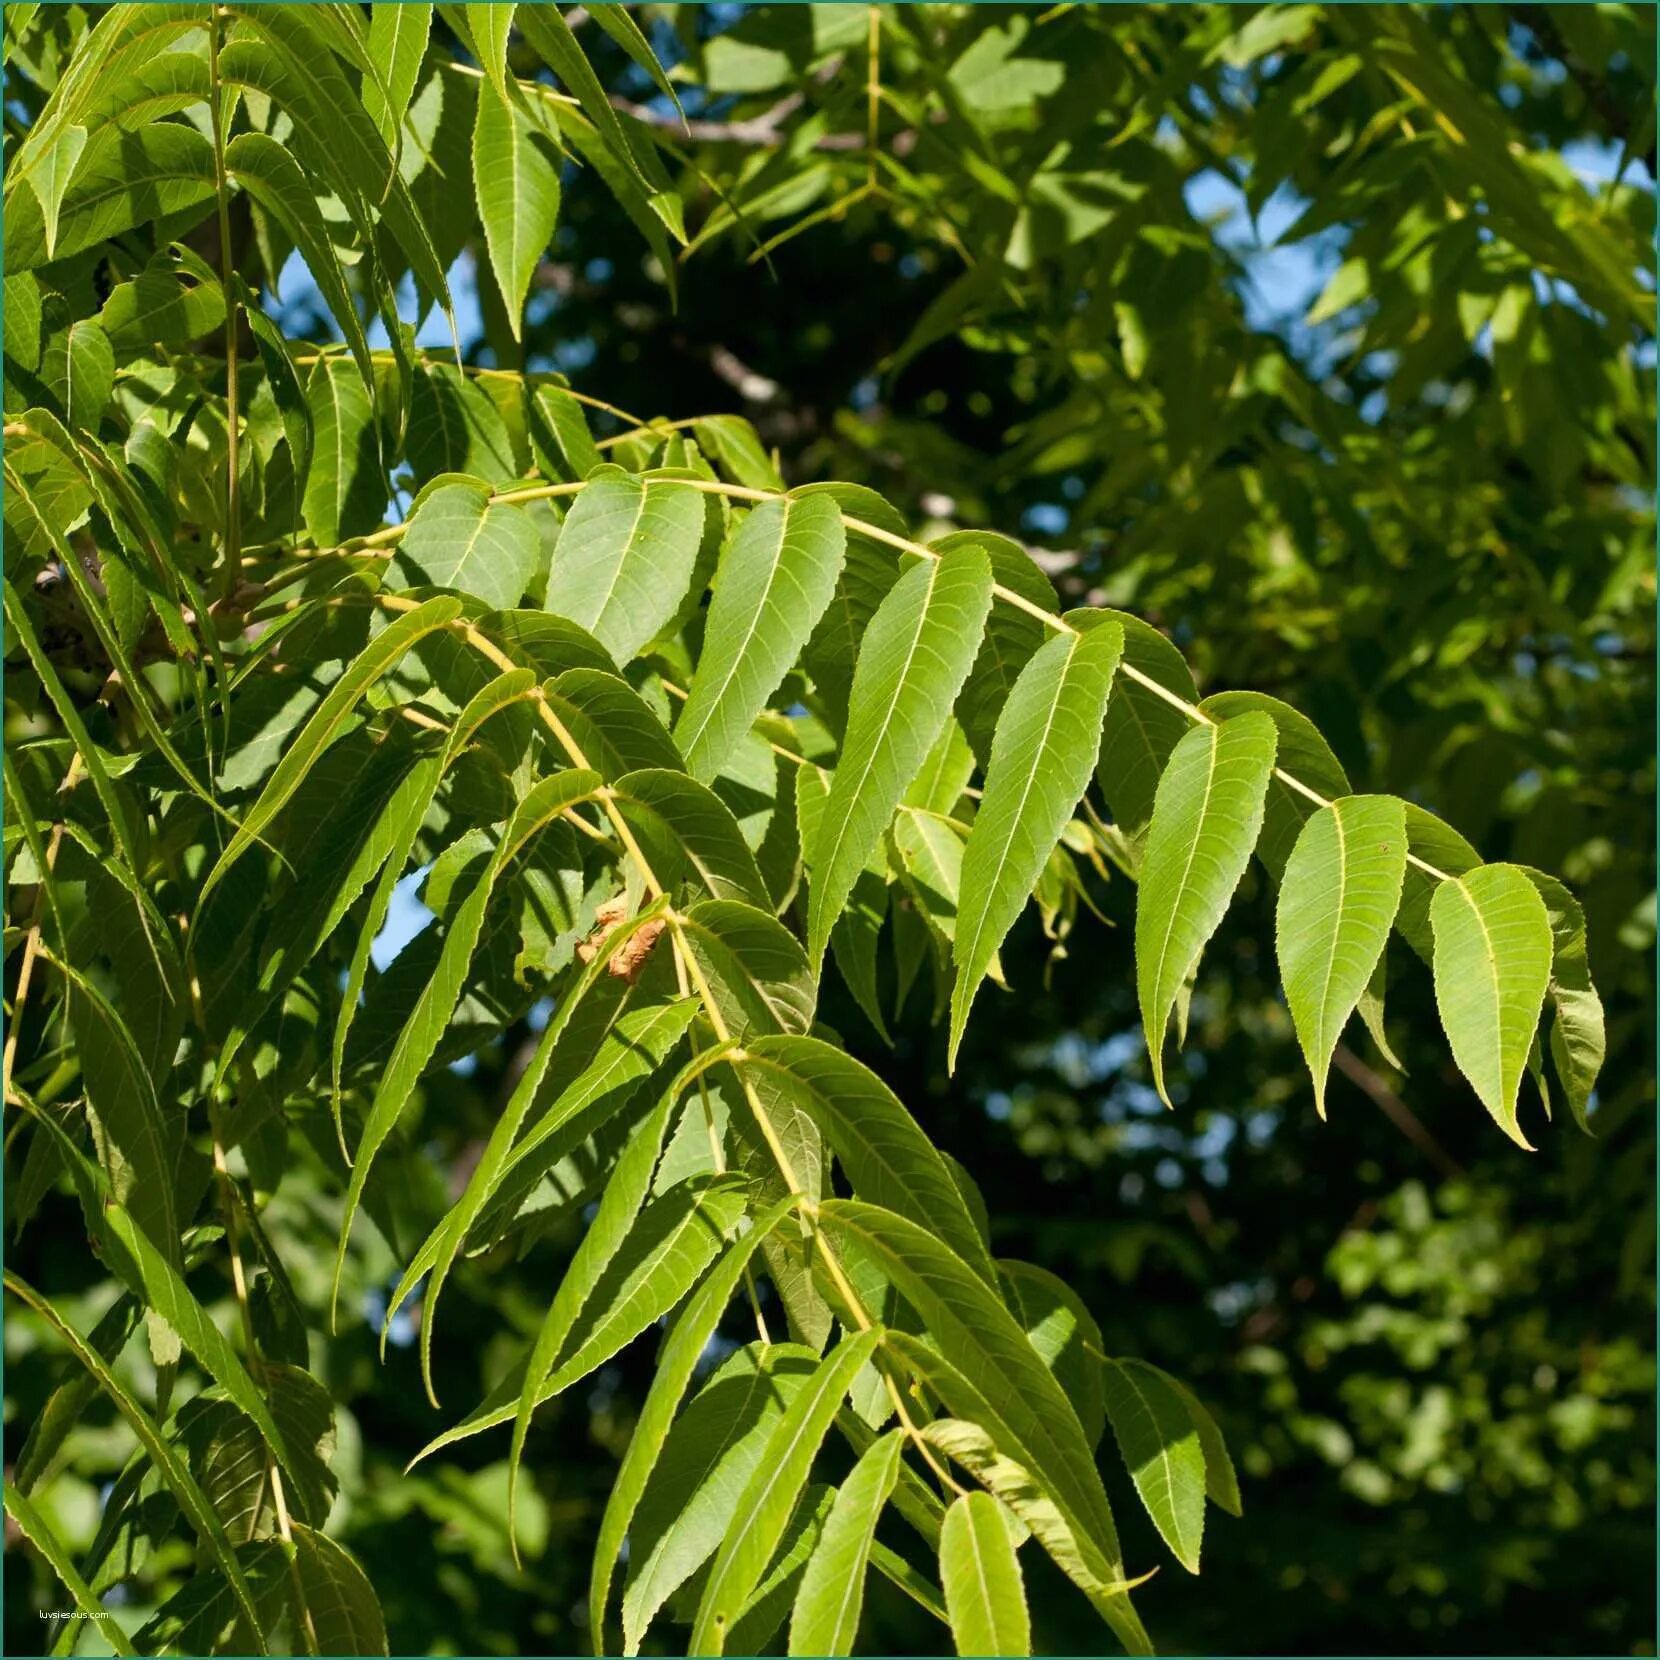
[5,3,1654,1654]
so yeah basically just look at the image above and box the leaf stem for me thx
[206,3,242,607]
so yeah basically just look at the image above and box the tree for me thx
[3,5,1650,1657]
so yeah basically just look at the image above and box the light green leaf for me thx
[736,1036,995,1284]
[473,74,561,338]
[541,668,682,780]
[363,2,433,146]
[386,900,676,1394]
[940,1491,1031,1658]
[22,121,87,259]
[466,3,517,99]
[788,1429,905,1656]
[820,1203,1148,1655]
[98,266,225,358]
[592,1199,800,1654]
[676,492,847,782]
[3,122,216,271]
[1429,863,1554,1148]
[950,621,1124,1065]
[389,481,540,608]
[547,466,706,665]
[998,1260,1105,1450]
[807,543,993,965]
[688,1328,883,1657]
[677,898,815,1038]
[42,316,113,428]
[406,361,518,484]
[1276,795,1408,1116]
[1100,1356,1206,1573]
[1136,711,1278,1105]
[624,1340,823,1653]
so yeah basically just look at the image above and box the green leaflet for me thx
[1090,608,1199,850]
[939,1491,1031,1658]
[5,1268,267,1649]
[41,316,113,429]
[948,532,1058,766]
[819,1203,1148,1653]
[1429,863,1554,1148]
[950,621,1124,1066]
[411,1178,748,1466]
[1134,1364,1242,1519]
[1275,795,1408,1117]
[50,955,178,1273]
[591,1199,799,1655]
[6,1268,263,1646]
[289,1525,389,1657]
[225,133,374,390]
[3,580,146,879]
[388,901,678,1398]
[677,899,816,1038]
[547,466,706,665]
[474,75,561,338]
[3,121,216,271]
[6,1483,135,1655]
[1136,711,1278,1106]
[609,767,771,906]
[623,1340,824,1653]
[363,2,433,146]
[99,266,225,359]
[196,595,463,914]
[542,668,682,780]
[1201,689,1353,881]
[388,481,540,608]
[787,1429,905,1657]
[999,1260,1106,1451]
[735,1036,996,1284]
[465,2,517,99]
[406,362,518,484]
[688,1329,882,1656]
[462,996,700,1256]
[331,769,606,1307]
[1520,868,1606,1132]
[508,1087,681,1558]
[725,1485,836,1656]
[301,354,384,545]
[807,543,993,966]
[20,121,87,259]
[676,492,848,782]
[1100,1356,1207,1573]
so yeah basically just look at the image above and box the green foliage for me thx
[2,4,1644,1656]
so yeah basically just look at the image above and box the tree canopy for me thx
[3,5,1653,1657]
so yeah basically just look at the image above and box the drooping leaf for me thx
[1276,794,1408,1116]
[1520,867,1606,1133]
[1100,1356,1207,1573]
[591,1198,799,1654]
[807,543,993,965]
[688,1328,882,1656]
[4,1483,137,1655]
[1429,863,1554,1148]
[939,1491,1031,1658]
[624,1339,823,1653]
[676,492,848,782]
[788,1429,905,1657]
[363,2,434,146]
[950,621,1124,1064]
[289,1525,389,1657]
[473,77,562,338]
[1136,711,1278,1105]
